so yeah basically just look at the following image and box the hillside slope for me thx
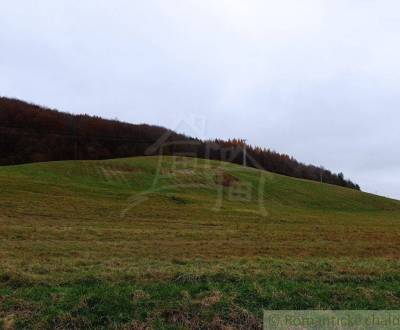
[1,156,399,259]
[1,156,400,328]
[0,155,396,207]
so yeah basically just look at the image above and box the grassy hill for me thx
[1,156,400,329]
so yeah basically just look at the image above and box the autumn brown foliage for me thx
[0,97,360,190]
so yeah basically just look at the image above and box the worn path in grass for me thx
[1,156,400,328]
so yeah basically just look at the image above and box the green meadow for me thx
[1,156,400,329]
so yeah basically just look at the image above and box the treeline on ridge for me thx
[0,97,360,190]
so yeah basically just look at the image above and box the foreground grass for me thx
[1,156,400,328]
[2,258,400,329]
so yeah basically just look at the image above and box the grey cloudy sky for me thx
[1,0,399,199]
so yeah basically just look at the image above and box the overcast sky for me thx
[1,1,399,199]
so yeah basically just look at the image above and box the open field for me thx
[1,156,400,329]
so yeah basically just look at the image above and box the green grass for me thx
[1,156,400,329]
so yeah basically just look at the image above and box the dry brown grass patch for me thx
[214,172,239,187]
